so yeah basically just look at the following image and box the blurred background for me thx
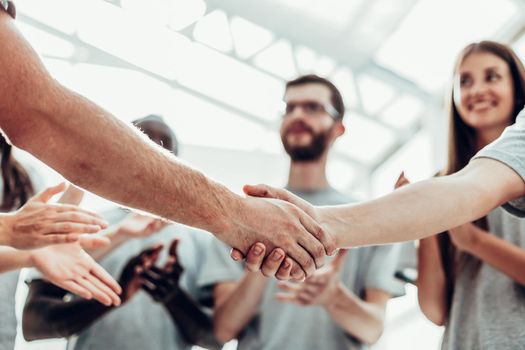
[11,0,525,348]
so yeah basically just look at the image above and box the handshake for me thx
[219,184,339,282]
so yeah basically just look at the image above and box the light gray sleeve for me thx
[474,112,525,217]
[364,244,403,297]
[196,238,244,290]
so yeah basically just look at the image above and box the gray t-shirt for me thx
[198,187,402,350]
[474,110,525,217]
[0,270,19,350]
[26,208,213,350]
[441,207,525,350]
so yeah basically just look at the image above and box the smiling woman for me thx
[416,41,525,350]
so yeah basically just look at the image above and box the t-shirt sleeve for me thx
[473,111,525,217]
[196,237,244,291]
[364,244,403,297]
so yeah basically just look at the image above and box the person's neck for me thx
[286,154,329,192]
[475,125,508,151]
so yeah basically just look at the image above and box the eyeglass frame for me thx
[281,100,341,119]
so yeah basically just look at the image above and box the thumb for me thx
[168,239,180,258]
[33,182,66,203]
[243,184,275,198]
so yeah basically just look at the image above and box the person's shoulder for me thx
[516,107,525,124]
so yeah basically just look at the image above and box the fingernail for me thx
[272,251,283,261]
[253,245,263,256]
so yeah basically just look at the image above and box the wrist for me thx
[318,207,344,249]
[160,286,184,307]
[214,193,244,241]
[26,250,38,269]
[463,228,485,253]
[323,282,345,310]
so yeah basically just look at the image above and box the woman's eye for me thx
[487,72,500,81]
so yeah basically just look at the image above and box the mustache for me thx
[284,121,314,136]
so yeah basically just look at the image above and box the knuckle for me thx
[246,263,259,273]
[304,257,314,270]
[276,273,288,281]
[260,269,272,277]
[32,223,44,232]
[315,245,325,259]
[316,226,325,240]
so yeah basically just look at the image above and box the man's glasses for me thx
[283,101,340,119]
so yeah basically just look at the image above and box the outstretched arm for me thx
[244,158,525,248]
[0,10,331,276]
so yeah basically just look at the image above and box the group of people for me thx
[1,1,525,349]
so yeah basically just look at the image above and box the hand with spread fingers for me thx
[140,240,183,303]
[138,239,223,349]
[0,183,108,249]
[119,244,163,303]
[275,249,349,306]
[116,213,169,240]
[31,242,122,306]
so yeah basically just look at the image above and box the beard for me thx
[281,122,330,162]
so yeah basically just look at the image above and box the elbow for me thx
[21,310,39,342]
[213,316,237,344]
[418,296,447,326]
[194,331,224,350]
[423,310,446,326]
[360,321,384,346]
[213,326,236,344]
[22,302,45,341]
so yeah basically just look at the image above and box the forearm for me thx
[465,231,525,286]
[23,280,112,340]
[324,284,385,345]
[416,236,449,325]
[163,290,222,350]
[325,165,510,247]
[213,273,268,342]
[0,247,33,273]
[0,18,238,237]
[16,91,237,236]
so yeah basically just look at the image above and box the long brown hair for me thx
[0,134,35,211]
[439,41,525,310]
